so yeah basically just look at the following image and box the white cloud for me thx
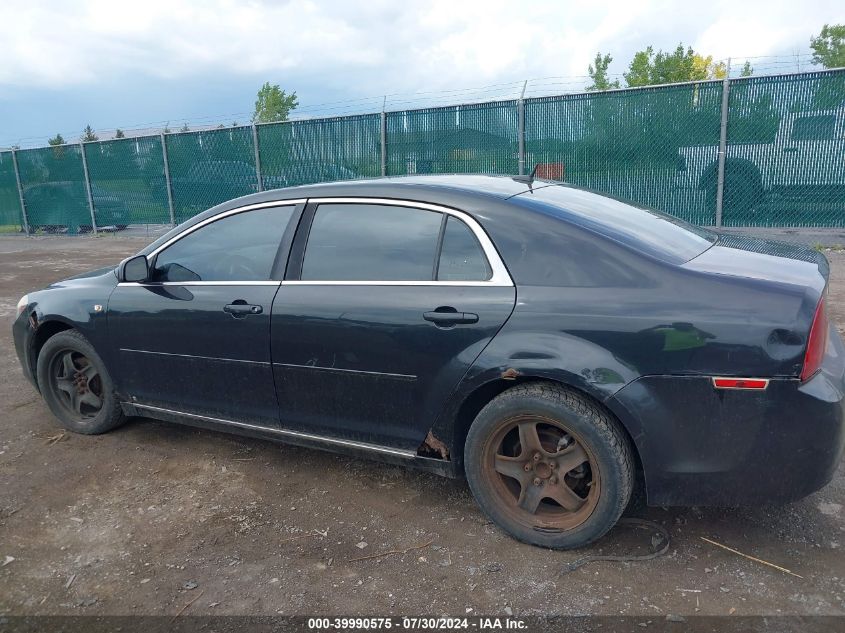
[0,0,841,94]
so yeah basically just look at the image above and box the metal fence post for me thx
[714,59,732,228]
[11,149,30,235]
[79,142,98,234]
[160,133,176,226]
[380,96,387,177]
[252,123,264,192]
[517,80,528,176]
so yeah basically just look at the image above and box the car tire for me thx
[464,382,634,549]
[36,329,125,435]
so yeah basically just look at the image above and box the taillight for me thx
[801,297,828,382]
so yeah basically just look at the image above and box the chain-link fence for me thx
[1,68,843,235]
[259,113,382,187]
[527,81,724,226]
[0,152,24,232]
[720,70,845,227]
[15,145,91,234]
[83,135,171,228]
[386,100,519,176]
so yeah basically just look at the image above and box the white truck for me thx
[676,108,845,218]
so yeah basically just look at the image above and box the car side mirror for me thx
[119,255,150,283]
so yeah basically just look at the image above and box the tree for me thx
[81,125,98,142]
[623,47,653,87]
[179,122,190,133]
[48,133,66,146]
[252,82,298,123]
[623,44,722,87]
[700,56,727,80]
[114,129,125,138]
[586,52,620,91]
[163,123,171,134]
[810,24,845,68]
[739,61,753,77]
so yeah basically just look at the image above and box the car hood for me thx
[47,266,118,289]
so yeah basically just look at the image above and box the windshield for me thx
[514,184,717,264]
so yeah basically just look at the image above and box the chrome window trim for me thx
[126,195,513,288]
[147,199,306,259]
[129,403,416,458]
[298,197,513,287]
[281,280,503,287]
[118,281,280,287]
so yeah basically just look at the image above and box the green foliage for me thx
[48,134,66,146]
[179,123,190,133]
[114,129,125,138]
[740,61,754,77]
[811,24,845,68]
[81,125,98,142]
[253,82,298,124]
[587,53,620,91]
[624,44,715,87]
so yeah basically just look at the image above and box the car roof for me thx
[259,174,539,201]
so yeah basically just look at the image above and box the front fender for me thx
[16,271,119,387]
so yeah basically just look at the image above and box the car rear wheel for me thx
[464,383,634,549]
[36,330,125,435]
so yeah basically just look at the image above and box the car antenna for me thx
[512,163,538,188]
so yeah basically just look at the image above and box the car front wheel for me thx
[464,383,634,549]
[36,329,125,435]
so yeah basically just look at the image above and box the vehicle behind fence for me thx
[1,68,843,235]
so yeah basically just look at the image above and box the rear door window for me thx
[300,203,443,281]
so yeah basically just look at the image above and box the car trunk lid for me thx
[684,233,828,295]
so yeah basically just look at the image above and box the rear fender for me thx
[430,328,639,467]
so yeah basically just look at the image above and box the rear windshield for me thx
[515,185,717,264]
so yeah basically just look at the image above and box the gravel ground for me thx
[0,234,843,618]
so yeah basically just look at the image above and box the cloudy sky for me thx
[0,0,841,147]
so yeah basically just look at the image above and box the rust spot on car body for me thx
[501,367,520,380]
[419,430,450,460]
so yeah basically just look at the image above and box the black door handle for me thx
[224,302,263,318]
[424,308,479,326]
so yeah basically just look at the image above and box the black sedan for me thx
[12,175,845,549]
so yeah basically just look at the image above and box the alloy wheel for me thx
[482,414,601,531]
[49,349,104,420]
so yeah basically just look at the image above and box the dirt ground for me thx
[0,235,843,618]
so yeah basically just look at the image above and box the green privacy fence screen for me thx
[1,68,843,234]
[258,114,381,187]
[720,70,845,227]
[84,135,170,227]
[386,100,519,176]
[15,145,91,233]
[165,126,257,223]
[526,82,724,225]
[0,152,23,231]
